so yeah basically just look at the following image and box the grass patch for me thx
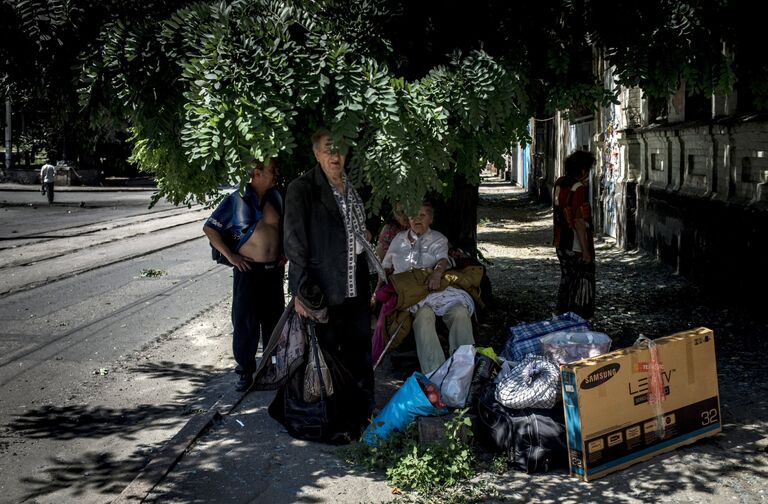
[343,410,497,502]
[140,268,167,278]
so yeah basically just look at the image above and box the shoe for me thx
[235,373,253,393]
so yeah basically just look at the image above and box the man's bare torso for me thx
[238,200,281,262]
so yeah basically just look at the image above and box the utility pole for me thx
[4,97,11,173]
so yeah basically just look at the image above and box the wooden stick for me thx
[373,318,405,371]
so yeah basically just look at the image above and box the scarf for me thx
[329,174,369,298]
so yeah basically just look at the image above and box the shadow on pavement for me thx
[144,390,394,504]
[131,361,224,386]
[5,361,226,501]
[18,449,147,502]
[8,403,184,441]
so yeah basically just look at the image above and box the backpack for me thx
[477,384,567,473]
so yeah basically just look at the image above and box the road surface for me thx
[0,188,237,503]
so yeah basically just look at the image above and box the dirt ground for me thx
[475,179,767,351]
[471,177,768,502]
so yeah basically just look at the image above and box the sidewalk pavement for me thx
[121,346,768,504]
[127,360,405,504]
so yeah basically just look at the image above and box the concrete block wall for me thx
[730,123,768,202]
[628,119,768,297]
[6,166,102,186]
[642,130,673,188]
[678,127,714,195]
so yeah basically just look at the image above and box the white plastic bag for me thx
[539,330,611,364]
[427,345,476,408]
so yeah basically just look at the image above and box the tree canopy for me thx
[1,0,196,170]
[79,0,540,212]
[5,0,767,213]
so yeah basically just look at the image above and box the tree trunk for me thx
[433,174,479,256]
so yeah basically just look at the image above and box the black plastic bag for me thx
[268,319,369,444]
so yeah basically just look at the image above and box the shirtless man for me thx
[204,159,285,392]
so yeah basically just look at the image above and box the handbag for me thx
[303,321,334,402]
[210,244,233,266]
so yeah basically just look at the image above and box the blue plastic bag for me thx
[363,372,448,446]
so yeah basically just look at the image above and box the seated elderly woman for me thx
[382,202,476,374]
[376,203,409,260]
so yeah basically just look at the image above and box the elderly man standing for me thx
[382,202,476,374]
[283,128,375,414]
[203,159,284,392]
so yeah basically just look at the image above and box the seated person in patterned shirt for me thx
[382,202,475,374]
[376,203,409,260]
[203,158,285,392]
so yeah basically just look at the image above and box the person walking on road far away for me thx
[553,150,597,319]
[204,158,285,392]
[40,161,56,204]
[284,128,377,415]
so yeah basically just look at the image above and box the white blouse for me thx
[382,228,474,316]
[382,228,450,273]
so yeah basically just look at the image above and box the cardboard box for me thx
[561,327,721,481]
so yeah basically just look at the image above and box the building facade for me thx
[528,62,768,298]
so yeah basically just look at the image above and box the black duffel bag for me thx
[476,383,567,473]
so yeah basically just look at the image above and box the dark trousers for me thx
[43,182,54,203]
[232,263,285,375]
[313,255,373,405]
[556,249,596,319]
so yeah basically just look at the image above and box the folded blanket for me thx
[371,266,486,363]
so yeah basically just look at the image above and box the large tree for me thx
[81,0,539,219]
[7,0,765,249]
[80,0,605,252]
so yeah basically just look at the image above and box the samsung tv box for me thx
[561,327,721,481]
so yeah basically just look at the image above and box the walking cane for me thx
[373,318,406,371]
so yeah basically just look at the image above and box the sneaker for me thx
[235,373,253,393]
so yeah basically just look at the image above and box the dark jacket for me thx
[284,165,350,308]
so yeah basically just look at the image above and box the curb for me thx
[0,185,157,192]
[114,387,247,503]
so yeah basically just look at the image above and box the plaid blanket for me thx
[500,312,589,362]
